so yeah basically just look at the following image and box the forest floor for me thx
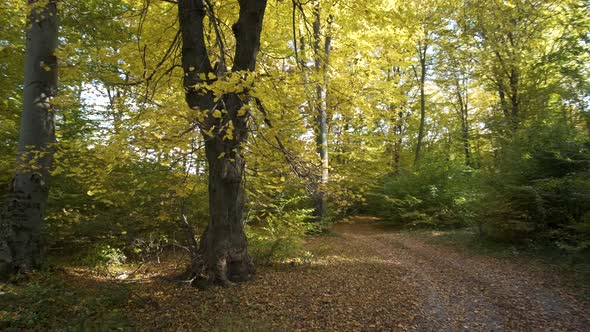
[2,216,589,331]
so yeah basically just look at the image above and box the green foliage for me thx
[0,0,587,282]
[247,196,315,265]
[427,227,590,274]
[74,243,127,268]
[43,139,210,253]
[475,113,590,247]
[129,233,170,263]
[0,273,133,330]
[367,159,478,229]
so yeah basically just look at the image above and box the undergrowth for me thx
[425,228,590,275]
[0,271,135,330]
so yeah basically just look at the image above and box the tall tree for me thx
[436,5,477,167]
[470,0,545,133]
[413,38,428,166]
[312,0,331,219]
[407,0,446,167]
[177,0,267,285]
[0,0,58,276]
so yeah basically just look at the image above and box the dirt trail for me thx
[334,217,589,331]
[132,216,590,331]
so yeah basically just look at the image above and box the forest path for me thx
[332,216,589,331]
[132,216,590,331]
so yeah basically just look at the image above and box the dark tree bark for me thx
[455,82,472,167]
[495,69,519,133]
[493,50,519,132]
[509,67,519,131]
[177,0,267,286]
[497,79,509,119]
[0,0,58,277]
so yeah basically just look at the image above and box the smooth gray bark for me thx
[0,0,58,277]
[386,66,406,175]
[178,0,267,285]
[414,42,427,167]
[393,109,404,175]
[312,1,331,219]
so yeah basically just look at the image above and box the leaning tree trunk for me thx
[178,0,267,286]
[0,0,58,277]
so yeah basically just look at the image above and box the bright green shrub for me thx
[479,121,590,248]
[367,158,478,229]
[246,196,314,265]
[75,243,127,267]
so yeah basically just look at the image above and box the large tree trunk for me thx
[0,0,58,277]
[312,1,331,219]
[178,0,267,285]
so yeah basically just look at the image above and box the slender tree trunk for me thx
[497,69,519,132]
[177,0,267,285]
[312,2,331,219]
[497,80,509,119]
[449,134,454,162]
[456,89,472,167]
[509,68,519,131]
[390,107,400,175]
[461,118,471,166]
[391,107,404,176]
[389,67,404,176]
[0,0,58,277]
[585,111,590,137]
[414,43,427,167]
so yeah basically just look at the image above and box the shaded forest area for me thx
[0,0,589,330]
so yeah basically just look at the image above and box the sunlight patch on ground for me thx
[313,254,402,267]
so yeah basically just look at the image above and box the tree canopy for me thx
[0,0,589,328]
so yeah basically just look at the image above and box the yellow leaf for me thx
[237,106,249,117]
[203,126,215,137]
[212,109,222,118]
[218,152,226,159]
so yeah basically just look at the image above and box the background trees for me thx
[0,0,588,278]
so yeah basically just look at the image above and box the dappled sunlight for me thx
[0,0,588,330]
[313,254,403,267]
